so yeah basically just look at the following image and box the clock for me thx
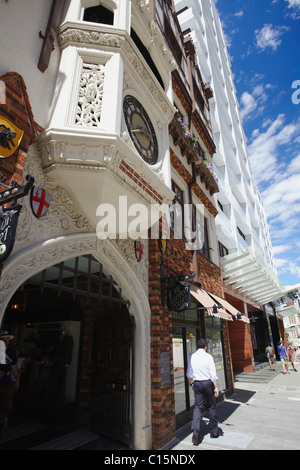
[123,95,159,165]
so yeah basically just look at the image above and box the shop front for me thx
[172,295,231,427]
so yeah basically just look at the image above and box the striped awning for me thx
[207,291,250,323]
[190,285,233,321]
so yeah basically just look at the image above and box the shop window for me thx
[204,314,227,392]
[172,303,200,415]
[172,306,228,417]
[83,5,114,25]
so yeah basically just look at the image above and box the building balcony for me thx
[169,116,219,195]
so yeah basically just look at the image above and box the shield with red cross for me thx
[135,241,143,262]
[30,187,52,218]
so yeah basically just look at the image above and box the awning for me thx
[207,291,250,323]
[190,285,233,321]
[221,247,284,305]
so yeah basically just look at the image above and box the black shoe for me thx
[192,430,199,445]
[210,433,219,438]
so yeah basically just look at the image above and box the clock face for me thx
[123,95,159,165]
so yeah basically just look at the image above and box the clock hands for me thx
[131,127,153,138]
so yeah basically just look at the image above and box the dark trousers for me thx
[192,380,218,436]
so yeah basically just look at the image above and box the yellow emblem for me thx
[0,116,24,158]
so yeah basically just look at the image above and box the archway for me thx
[0,234,152,449]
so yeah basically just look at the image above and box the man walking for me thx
[278,340,289,375]
[186,338,219,445]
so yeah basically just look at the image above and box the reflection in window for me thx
[18,321,81,405]
[205,315,227,392]
[172,321,199,415]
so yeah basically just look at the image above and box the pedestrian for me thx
[0,330,19,434]
[277,340,289,375]
[265,344,276,371]
[186,338,219,445]
[287,343,297,372]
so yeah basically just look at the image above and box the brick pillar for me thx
[149,236,176,449]
[0,72,40,186]
[228,320,255,373]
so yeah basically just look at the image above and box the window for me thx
[130,29,164,90]
[204,314,227,392]
[217,200,223,212]
[170,180,184,237]
[83,5,114,25]
[237,226,246,240]
[219,241,229,257]
[172,303,201,415]
[199,217,210,259]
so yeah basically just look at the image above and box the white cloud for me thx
[240,92,257,119]
[247,114,300,185]
[255,24,289,51]
[240,84,270,120]
[273,244,293,255]
[285,0,300,18]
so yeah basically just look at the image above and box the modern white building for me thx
[174,0,284,309]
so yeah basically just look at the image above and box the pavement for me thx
[1,361,300,451]
[169,361,300,451]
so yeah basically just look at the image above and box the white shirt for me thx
[186,348,218,382]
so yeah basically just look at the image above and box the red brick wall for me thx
[227,320,255,373]
[149,228,234,449]
[0,72,40,185]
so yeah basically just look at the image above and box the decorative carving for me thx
[57,24,175,122]
[76,63,106,127]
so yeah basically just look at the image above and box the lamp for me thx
[192,304,222,312]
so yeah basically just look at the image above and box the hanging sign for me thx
[0,204,22,266]
[166,282,191,312]
[30,187,52,218]
[0,116,24,158]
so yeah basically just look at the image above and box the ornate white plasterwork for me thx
[6,146,149,298]
[75,62,106,127]
[57,23,175,123]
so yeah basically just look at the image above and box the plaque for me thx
[160,351,171,386]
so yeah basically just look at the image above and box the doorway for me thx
[2,254,134,445]
[91,309,135,447]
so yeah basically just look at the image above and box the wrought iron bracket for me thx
[0,174,34,207]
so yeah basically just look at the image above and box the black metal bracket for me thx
[0,174,34,207]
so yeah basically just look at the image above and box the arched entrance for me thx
[3,254,134,446]
[0,235,152,449]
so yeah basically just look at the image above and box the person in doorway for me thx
[287,343,297,372]
[186,338,219,445]
[0,330,19,433]
[277,341,289,375]
[265,344,276,371]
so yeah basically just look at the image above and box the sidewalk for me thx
[170,362,300,451]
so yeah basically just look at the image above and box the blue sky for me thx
[215,0,300,289]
